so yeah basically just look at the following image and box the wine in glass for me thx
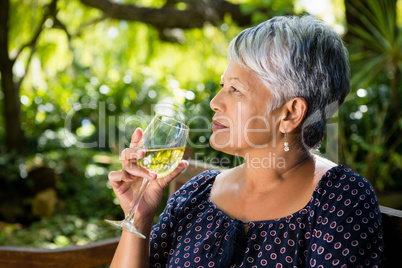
[105,114,189,238]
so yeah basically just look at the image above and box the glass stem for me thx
[124,178,151,224]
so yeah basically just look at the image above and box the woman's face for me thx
[210,62,280,156]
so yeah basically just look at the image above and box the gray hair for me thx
[228,15,350,149]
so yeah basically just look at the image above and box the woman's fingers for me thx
[111,160,188,187]
[130,127,143,149]
[123,161,157,180]
[175,160,190,175]
[157,160,189,188]
[108,170,123,182]
[120,147,145,161]
[119,149,157,180]
[108,162,156,185]
[108,170,134,184]
[169,160,189,181]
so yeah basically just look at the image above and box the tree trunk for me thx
[0,0,25,154]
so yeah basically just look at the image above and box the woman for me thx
[109,16,383,267]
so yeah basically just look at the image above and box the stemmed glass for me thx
[105,114,189,238]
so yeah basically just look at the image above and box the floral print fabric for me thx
[150,166,383,267]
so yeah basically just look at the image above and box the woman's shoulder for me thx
[321,165,373,190]
[313,155,373,192]
[308,166,383,266]
[314,164,379,209]
[168,170,220,205]
[181,169,221,191]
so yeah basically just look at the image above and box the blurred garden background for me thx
[0,0,401,248]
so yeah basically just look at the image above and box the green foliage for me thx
[0,152,34,224]
[39,147,122,219]
[1,0,401,248]
[2,0,248,247]
[347,0,402,89]
[340,0,402,191]
[240,0,294,24]
[0,215,120,248]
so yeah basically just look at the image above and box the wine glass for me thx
[105,114,189,238]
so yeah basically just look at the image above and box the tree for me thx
[79,0,251,29]
[1,0,60,153]
[0,0,27,154]
[0,0,294,224]
[0,0,294,153]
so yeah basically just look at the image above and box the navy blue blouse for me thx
[150,166,383,267]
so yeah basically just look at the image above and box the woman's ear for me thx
[279,97,308,133]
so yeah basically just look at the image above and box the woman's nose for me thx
[210,90,225,113]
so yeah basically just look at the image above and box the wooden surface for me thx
[0,237,119,268]
[0,162,401,267]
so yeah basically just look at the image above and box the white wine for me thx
[137,147,185,178]
[105,114,189,238]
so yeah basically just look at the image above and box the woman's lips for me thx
[212,120,228,130]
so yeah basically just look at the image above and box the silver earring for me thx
[284,132,289,152]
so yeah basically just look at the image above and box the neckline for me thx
[205,165,343,225]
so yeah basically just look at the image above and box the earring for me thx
[284,131,289,152]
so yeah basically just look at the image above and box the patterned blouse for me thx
[149,166,383,267]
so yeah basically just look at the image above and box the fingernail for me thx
[183,160,189,167]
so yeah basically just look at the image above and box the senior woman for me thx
[109,16,383,267]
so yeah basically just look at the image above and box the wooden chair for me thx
[0,161,401,267]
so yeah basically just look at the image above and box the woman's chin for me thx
[209,138,239,157]
[209,137,230,152]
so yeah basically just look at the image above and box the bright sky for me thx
[300,0,332,15]
[296,0,345,34]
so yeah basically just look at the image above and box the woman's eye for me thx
[220,84,241,94]
[231,87,239,93]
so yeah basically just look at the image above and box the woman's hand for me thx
[108,128,189,229]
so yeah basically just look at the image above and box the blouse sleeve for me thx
[149,170,215,267]
[307,169,383,268]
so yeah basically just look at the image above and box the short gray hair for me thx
[228,15,350,149]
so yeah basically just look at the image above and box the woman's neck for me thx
[238,147,314,195]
